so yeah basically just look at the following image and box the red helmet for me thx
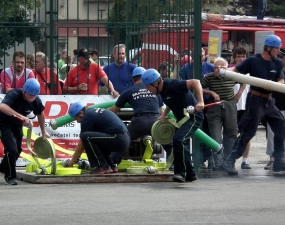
[180,55,192,66]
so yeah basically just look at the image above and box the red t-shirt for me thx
[64,63,106,94]
[0,66,35,92]
[33,68,62,95]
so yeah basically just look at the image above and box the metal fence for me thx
[0,0,201,94]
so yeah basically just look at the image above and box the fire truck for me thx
[140,13,285,69]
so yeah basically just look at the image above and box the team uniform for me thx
[64,63,106,94]
[160,79,204,179]
[0,66,35,93]
[100,62,136,94]
[80,108,131,168]
[225,53,285,169]
[33,68,62,94]
[0,89,44,181]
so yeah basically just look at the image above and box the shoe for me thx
[185,175,198,182]
[5,178,18,185]
[199,162,207,170]
[172,174,185,183]
[223,160,238,175]
[241,162,251,169]
[213,165,224,171]
[264,161,273,170]
[272,160,285,172]
[111,164,118,173]
[207,160,214,170]
[90,166,113,174]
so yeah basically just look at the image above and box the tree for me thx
[226,0,285,17]
[0,0,43,63]
[106,0,196,48]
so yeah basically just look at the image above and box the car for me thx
[99,56,112,67]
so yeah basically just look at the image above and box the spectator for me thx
[90,49,100,64]
[257,0,267,20]
[33,51,62,95]
[26,53,35,70]
[201,57,245,169]
[229,47,251,170]
[100,44,136,94]
[0,78,49,185]
[63,48,119,96]
[0,51,35,94]
[72,49,78,64]
[59,56,77,81]
[264,49,285,170]
[57,49,69,79]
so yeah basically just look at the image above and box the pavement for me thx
[2,125,285,225]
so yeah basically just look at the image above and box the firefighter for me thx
[223,34,285,175]
[63,102,131,174]
[141,68,204,183]
[0,78,49,185]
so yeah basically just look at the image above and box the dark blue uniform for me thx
[0,89,44,181]
[115,82,173,157]
[80,108,131,168]
[160,79,204,178]
[228,54,285,162]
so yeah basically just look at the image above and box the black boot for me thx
[223,158,238,175]
[273,158,285,172]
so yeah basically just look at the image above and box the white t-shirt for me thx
[234,83,250,111]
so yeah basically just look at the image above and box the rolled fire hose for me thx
[219,69,285,94]
[15,115,81,175]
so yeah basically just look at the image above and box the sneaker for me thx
[5,178,18,185]
[111,164,118,173]
[223,160,238,175]
[185,175,198,182]
[172,173,185,183]
[241,162,251,169]
[264,161,273,170]
[90,166,113,174]
[272,160,285,172]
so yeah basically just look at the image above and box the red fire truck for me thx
[140,14,285,69]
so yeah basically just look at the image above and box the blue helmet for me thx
[23,78,40,96]
[132,67,146,77]
[264,35,282,47]
[141,69,160,86]
[68,102,84,118]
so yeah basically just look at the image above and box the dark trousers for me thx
[81,131,131,168]
[173,114,203,178]
[201,103,212,162]
[257,0,267,20]
[0,125,23,180]
[127,115,173,155]
[229,94,285,161]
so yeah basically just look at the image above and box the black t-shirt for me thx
[236,53,284,94]
[115,82,162,115]
[0,89,44,126]
[160,79,203,121]
[80,108,128,136]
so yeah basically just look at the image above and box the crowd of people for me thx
[1,34,285,185]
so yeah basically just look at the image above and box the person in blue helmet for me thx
[223,34,285,175]
[108,67,173,163]
[0,78,50,185]
[141,68,204,183]
[63,102,131,174]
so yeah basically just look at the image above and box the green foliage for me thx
[105,0,193,46]
[0,0,43,61]
[267,1,285,18]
